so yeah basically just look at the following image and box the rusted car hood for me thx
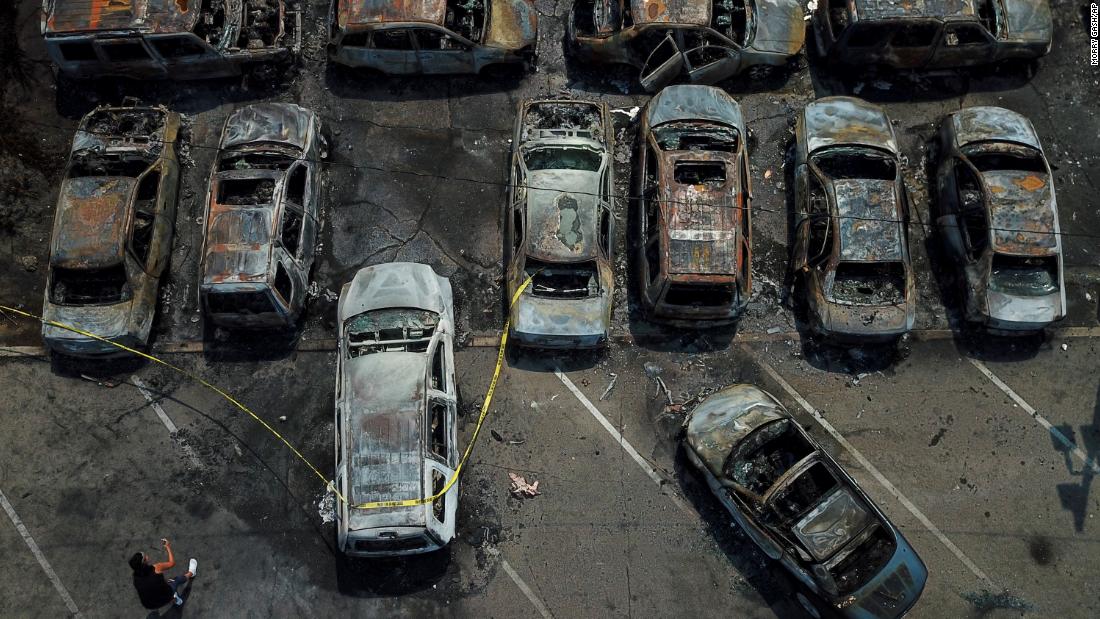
[1000,0,1052,41]
[631,0,709,25]
[833,179,902,262]
[645,85,743,130]
[950,107,1041,150]
[42,0,202,35]
[222,103,316,153]
[663,159,743,276]
[202,204,276,285]
[51,177,134,269]
[512,293,610,338]
[43,300,133,339]
[804,97,898,155]
[525,170,601,262]
[485,0,538,50]
[983,170,1056,254]
[338,263,454,323]
[684,384,784,477]
[338,0,446,28]
[749,0,805,55]
[343,352,426,526]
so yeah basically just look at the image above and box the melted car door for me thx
[639,33,684,93]
[684,32,741,85]
[414,27,476,74]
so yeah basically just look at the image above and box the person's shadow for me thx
[144,580,194,618]
[1053,381,1100,532]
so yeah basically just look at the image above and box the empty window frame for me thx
[432,469,447,522]
[286,165,307,205]
[50,264,130,305]
[218,178,276,205]
[59,40,97,61]
[206,290,276,315]
[274,262,293,303]
[431,344,447,392]
[372,29,414,50]
[430,401,448,461]
[152,36,206,58]
[131,169,160,265]
[280,207,304,257]
[102,41,152,62]
[663,282,734,307]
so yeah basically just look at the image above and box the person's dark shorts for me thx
[168,574,189,593]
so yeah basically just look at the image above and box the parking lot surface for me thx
[1,0,1099,617]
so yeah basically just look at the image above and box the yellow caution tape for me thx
[0,273,532,512]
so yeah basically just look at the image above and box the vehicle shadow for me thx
[200,322,302,363]
[323,63,526,103]
[49,352,147,379]
[672,444,805,617]
[505,345,604,373]
[1052,381,1100,532]
[335,549,451,597]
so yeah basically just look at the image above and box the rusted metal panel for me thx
[525,176,601,262]
[337,0,447,28]
[852,0,977,21]
[42,0,202,35]
[803,97,898,155]
[52,178,135,269]
[221,103,317,151]
[484,0,538,49]
[834,179,902,262]
[661,151,742,275]
[950,106,1042,150]
[644,83,743,129]
[984,169,1055,254]
[630,0,709,26]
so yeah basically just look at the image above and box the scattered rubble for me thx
[508,472,540,498]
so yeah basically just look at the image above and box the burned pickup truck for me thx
[41,0,301,80]
[43,105,181,356]
[932,106,1064,333]
[684,384,927,618]
[812,0,1052,70]
[199,103,326,330]
[792,97,915,343]
[334,263,459,557]
[635,85,751,325]
[505,100,615,349]
[567,0,804,92]
[328,0,537,75]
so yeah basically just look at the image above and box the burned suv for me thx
[199,104,326,329]
[932,106,1064,333]
[567,0,804,92]
[334,263,459,557]
[43,105,181,356]
[635,85,751,325]
[506,100,615,349]
[42,0,301,80]
[684,384,927,618]
[792,97,915,342]
[813,0,1052,70]
[328,0,537,75]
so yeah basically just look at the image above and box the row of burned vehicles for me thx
[42,0,1052,90]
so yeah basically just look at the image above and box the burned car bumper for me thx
[41,302,147,357]
[342,528,446,558]
[812,303,913,343]
[509,295,610,349]
[979,290,1063,334]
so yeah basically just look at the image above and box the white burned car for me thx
[333,263,459,556]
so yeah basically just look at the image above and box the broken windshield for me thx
[812,148,896,181]
[989,254,1058,297]
[50,264,130,306]
[345,308,439,357]
[525,258,600,298]
[217,178,276,205]
[967,150,1047,174]
[68,153,153,178]
[653,122,739,152]
[523,146,603,172]
[218,151,296,172]
[831,262,905,305]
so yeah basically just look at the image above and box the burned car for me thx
[334,263,459,557]
[43,105,181,356]
[42,0,301,80]
[199,103,326,329]
[328,0,537,75]
[932,106,1064,333]
[505,100,615,348]
[792,97,915,342]
[635,85,751,325]
[684,384,927,618]
[813,0,1052,70]
[567,0,804,92]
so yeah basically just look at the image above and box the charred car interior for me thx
[41,0,302,79]
[43,105,181,356]
[636,85,751,325]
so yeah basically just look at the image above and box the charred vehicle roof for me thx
[42,0,200,34]
[334,0,537,50]
[802,96,898,155]
[684,384,928,618]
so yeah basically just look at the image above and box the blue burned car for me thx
[684,385,927,618]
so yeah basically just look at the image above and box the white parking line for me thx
[750,352,995,588]
[555,369,692,514]
[0,488,84,617]
[130,376,203,468]
[501,558,553,618]
[970,359,1100,474]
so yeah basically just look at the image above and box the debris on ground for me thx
[508,473,540,498]
[18,255,37,271]
[491,429,504,442]
[600,373,618,401]
[81,374,118,388]
[962,589,1034,613]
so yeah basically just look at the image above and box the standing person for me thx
[129,538,198,609]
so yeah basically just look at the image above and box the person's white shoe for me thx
[188,558,198,577]
[174,593,184,607]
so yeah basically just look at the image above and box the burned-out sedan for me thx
[792,97,915,342]
[505,99,615,348]
[42,0,301,80]
[567,0,804,92]
[813,0,1052,70]
[334,263,459,557]
[684,384,927,618]
[43,105,181,356]
[932,106,1064,333]
[635,85,751,325]
[328,0,537,75]
[199,103,326,329]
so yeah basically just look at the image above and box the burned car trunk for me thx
[43,105,182,356]
[567,0,804,92]
[506,99,615,349]
[792,96,916,343]
[932,106,1064,333]
[327,0,537,75]
[199,103,326,330]
[41,0,302,80]
[333,263,459,557]
[812,0,1052,71]
[635,85,751,326]
[683,384,928,618]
